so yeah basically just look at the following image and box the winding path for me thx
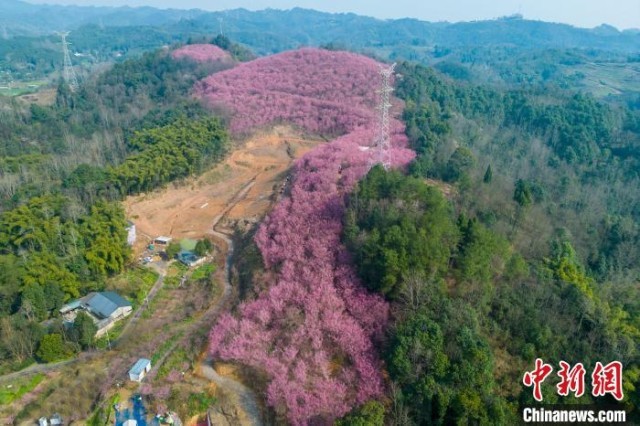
[200,358,262,426]
[200,178,263,426]
[0,358,76,383]
[0,179,264,425]
[115,265,166,348]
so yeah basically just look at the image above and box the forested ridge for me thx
[1,23,640,424]
[3,5,639,106]
[0,41,231,373]
[340,62,640,424]
[396,62,640,276]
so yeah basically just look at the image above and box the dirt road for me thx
[201,181,263,426]
[200,360,262,426]
[125,126,321,255]
[3,128,313,423]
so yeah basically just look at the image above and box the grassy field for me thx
[165,262,189,288]
[95,319,127,350]
[563,61,640,98]
[0,80,48,97]
[107,266,159,306]
[190,263,216,282]
[0,374,44,406]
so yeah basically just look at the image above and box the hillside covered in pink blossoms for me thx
[171,44,233,63]
[205,48,415,425]
[194,48,382,136]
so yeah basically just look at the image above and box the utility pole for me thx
[56,31,79,92]
[369,62,396,170]
[105,328,111,350]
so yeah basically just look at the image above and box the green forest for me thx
[342,60,640,424]
[0,9,639,420]
[345,167,640,423]
[0,42,230,373]
[396,62,640,278]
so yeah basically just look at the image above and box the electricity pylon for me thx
[370,62,396,170]
[56,31,79,92]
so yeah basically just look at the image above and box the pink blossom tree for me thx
[194,48,385,136]
[206,48,415,425]
[172,44,233,64]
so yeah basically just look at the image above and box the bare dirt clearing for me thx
[17,88,57,106]
[4,126,321,424]
[125,126,321,254]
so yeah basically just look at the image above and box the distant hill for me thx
[1,2,639,103]
[179,8,640,54]
[0,0,205,35]
[2,2,639,54]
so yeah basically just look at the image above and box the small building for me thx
[84,292,132,320]
[129,358,152,382]
[154,236,172,245]
[38,414,62,426]
[177,250,206,267]
[60,291,133,338]
[126,221,136,246]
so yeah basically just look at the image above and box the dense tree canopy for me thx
[110,117,228,195]
[345,166,458,299]
[207,48,414,424]
[0,44,233,373]
[195,48,382,135]
[345,143,640,424]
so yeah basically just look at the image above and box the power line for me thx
[369,62,396,170]
[56,31,79,92]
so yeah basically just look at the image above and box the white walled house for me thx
[128,358,152,382]
[126,221,136,246]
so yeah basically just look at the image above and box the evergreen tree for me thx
[483,164,493,183]
[194,239,208,257]
[36,333,72,363]
[20,284,47,322]
[72,311,98,350]
[166,242,181,259]
[43,282,65,312]
[337,401,385,426]
[444,147,476,182]
[513,179,533,207]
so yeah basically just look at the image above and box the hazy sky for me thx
[28,0,640,29]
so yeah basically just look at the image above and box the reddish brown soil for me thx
[125,126,321,254]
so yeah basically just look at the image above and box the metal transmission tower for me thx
[369,62,396,170]
[57,31,79,92]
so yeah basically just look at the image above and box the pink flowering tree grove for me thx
[194,48,385,136]
[171,44,233,64]
[204,48,415,425]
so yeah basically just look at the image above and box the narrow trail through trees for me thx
[199,178,264,426]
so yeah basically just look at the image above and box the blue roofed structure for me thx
[59,291,133,338]
[129,358,152,382]
[85,291,131,319]
[59,299,82,314]
[177,250,206,267]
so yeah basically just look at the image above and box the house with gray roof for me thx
[60,291,133,338]
[84,292,131,319]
